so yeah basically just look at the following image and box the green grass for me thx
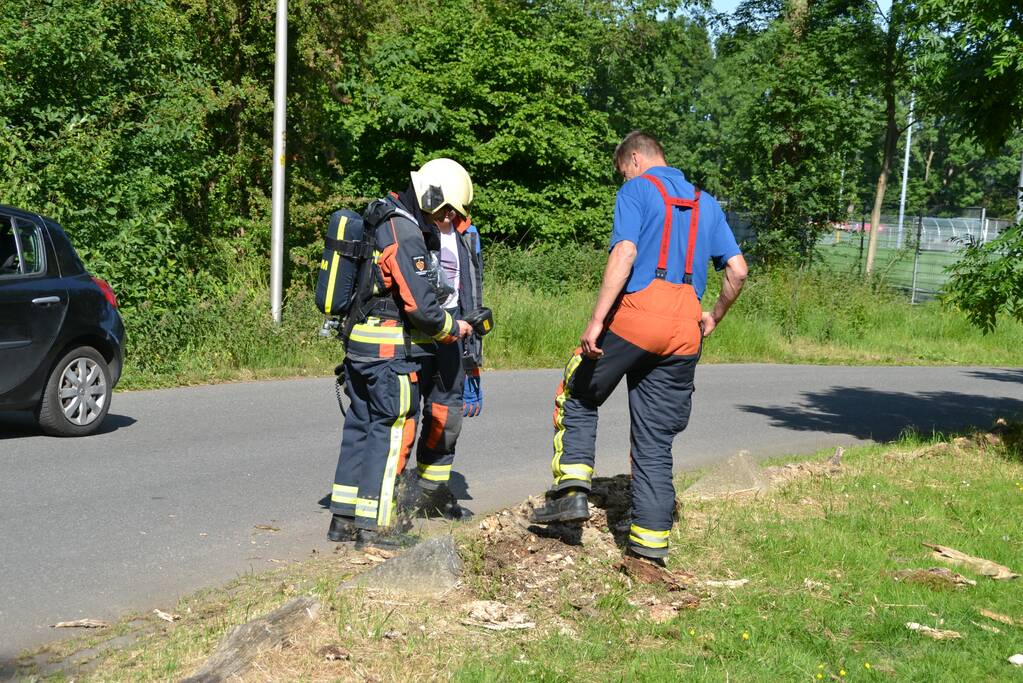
[817,237,960,296]
[453,433,1023,682]
[24,427,1023,681]
[116,249,1023,390]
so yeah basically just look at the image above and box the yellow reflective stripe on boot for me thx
[629,524,670,549]
[551,353,584,485]
[355,497,379,519]
[417,463,452,483]
[332,484,358,506]
[378,373,411,528]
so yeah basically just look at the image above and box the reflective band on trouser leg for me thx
[378,374,412,528]
[417,463,452,483]
[551,352,591,488]
[355,497,379,520]
[332,484,358,507]
[629,524,670,550]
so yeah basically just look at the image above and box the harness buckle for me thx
[655,268,668,280]
[682,273,693,285]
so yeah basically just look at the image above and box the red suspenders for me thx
[640,174,701,284]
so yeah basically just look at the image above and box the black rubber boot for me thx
[327,514,357,542]
[354,528,420,552]
[418,484,473,521]
[625,546,668,568]
[529,488,590,524]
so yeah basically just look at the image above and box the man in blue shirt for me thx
[530,131,748,566]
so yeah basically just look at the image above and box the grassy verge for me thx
[24,423,1023,681]
[117,249,1023,390]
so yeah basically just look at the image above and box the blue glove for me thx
[463,370,482,417]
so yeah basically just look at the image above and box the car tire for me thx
[36,346,112,437]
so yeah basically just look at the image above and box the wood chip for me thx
[1010,654,1023,667]
[977,608,1016,626]
[704,578,750,589]
[363,547,394,560]
[254,524,280,532]
[970,620,1001,634]
[906,622,962,640]
[923,543,1019,580]
[52,619,110,629]
[153,609,180,623]
[318,644,351,662]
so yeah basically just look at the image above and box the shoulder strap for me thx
[641,174,701,283]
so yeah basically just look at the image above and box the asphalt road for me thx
[2,364,1023,659]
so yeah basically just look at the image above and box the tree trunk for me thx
[866,92,900,275]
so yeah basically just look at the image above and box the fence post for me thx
[858,213,866,276]
[910,214,923,304]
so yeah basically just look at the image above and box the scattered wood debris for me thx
[906,622,962,640]
[253,524,280,532]
[977,608,1017,626]
[318,644,351,662]
[52,619,109,629]
[462,601,535,631]
[153,609,180,623]
[617,555,691,591]
[923,543,1019,580]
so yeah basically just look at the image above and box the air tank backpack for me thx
[315,209,375,319]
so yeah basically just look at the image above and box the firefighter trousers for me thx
[551,330,698,558]
[414,339,465,491]
[330,357,420,531]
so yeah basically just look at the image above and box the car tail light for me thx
[92,276,118,308]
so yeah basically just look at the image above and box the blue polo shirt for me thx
[610,166,741,300]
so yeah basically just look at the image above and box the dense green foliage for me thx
[1,0,1021,345]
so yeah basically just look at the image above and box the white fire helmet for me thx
[410,158,474,217]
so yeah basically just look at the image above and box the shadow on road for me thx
[739,387,1023,442]
[0,412,137,440]
[966,368,1023,385]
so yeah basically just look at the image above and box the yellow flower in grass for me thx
[840,670,847,677]
[865,662,872,670]
[742,631,750,641]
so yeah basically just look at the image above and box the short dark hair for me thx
[614,131,666,170]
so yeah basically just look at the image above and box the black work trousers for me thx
[330,357,420,531]
[552,330,698,557]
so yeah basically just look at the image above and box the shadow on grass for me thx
[739,387,1023,442]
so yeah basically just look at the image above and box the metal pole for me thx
[911,214,923,304]
[270,0,288,325]
[1016,148,1023,225]
[896,92,915,238]
[858,213,866,276]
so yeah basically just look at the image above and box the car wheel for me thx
[37,346,112,437]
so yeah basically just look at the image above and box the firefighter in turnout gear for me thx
[529,132,748,566]
[410,163,486,519]
[328,158,475,550]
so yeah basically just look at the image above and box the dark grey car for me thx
[0,205,125,436]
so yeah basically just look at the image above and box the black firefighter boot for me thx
[529,487,590,524]
[327,514,358,542]
[418,484,473,521]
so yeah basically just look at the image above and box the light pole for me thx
[896,92,914,245]
[270,0,288,325]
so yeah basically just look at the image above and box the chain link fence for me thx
[815,214,1015,302]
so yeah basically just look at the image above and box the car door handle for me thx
[31,296,61,306]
